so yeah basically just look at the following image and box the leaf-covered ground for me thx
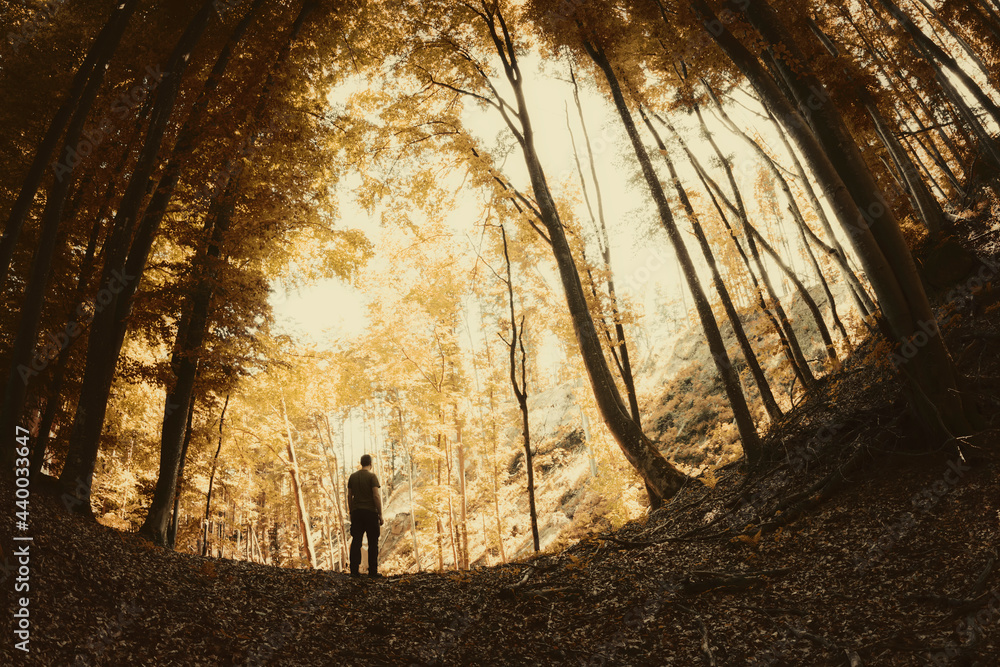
[6,224,1000,666]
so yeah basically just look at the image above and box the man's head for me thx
[360,454,372,468]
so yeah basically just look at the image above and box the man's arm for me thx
[346,480,353,514]
[373,486,383,525]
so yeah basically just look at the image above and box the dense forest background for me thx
[3,0,1000,581]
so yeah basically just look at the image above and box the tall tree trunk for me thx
[874,0,1000,130]
[142,0,273,540]
[581,36,763,463]
[472,6,688,504]
[693,104,820,386]
[0,0,139,295]
[396,405,421,571]
[435,455,444,572]
[765,108,876,318]
[501,225,540,552]
[567,66,643,429]
[27,208,106,481]
[0,0,142,471]
[167,393,197,550]
[443,435,459,569]
[139,182,234,544]
[708,87,852,347]
[319,415,348,571]
[661,111,815,395]
[456,419,469,570]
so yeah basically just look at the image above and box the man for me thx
[346,454,383,578]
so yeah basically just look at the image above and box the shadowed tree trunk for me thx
[764,107,876,319]
[167,394,197,550]
[693,104,820,387]
[202,395,229,557]
[695,0,979,438]
[318,415,348,571]
[137,0,275,545]
[280,391,317,568]
[0,0,140,296]
[706,84,851,348]
[657,111,814,397]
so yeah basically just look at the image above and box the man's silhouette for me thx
[346,454,383,578]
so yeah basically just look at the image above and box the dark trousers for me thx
[349,509,380,575]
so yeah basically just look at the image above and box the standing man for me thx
[347,454,383,578]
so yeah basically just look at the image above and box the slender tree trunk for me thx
[167,394,197,550]
[674,117,812,395]
[202,395,228,557]
[395,403,421,571]
[280,392,317,568]
[713,0,978,435]
[745,221,837,362]
[435,455,445,572]
[456,420,469,570]
[640,109,782,424]
[319,415,349,571]
[581,36,763,462]
[765,108,876,318]
[709,88,852,347]
[874,0,1000,130]
[442,435,459,570]
[693,104,820,386]
[567,67,643,428]
[500,225,540,552]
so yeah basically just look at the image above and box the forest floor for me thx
[7,217,1000,666]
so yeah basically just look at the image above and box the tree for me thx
[499,224,539,552]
